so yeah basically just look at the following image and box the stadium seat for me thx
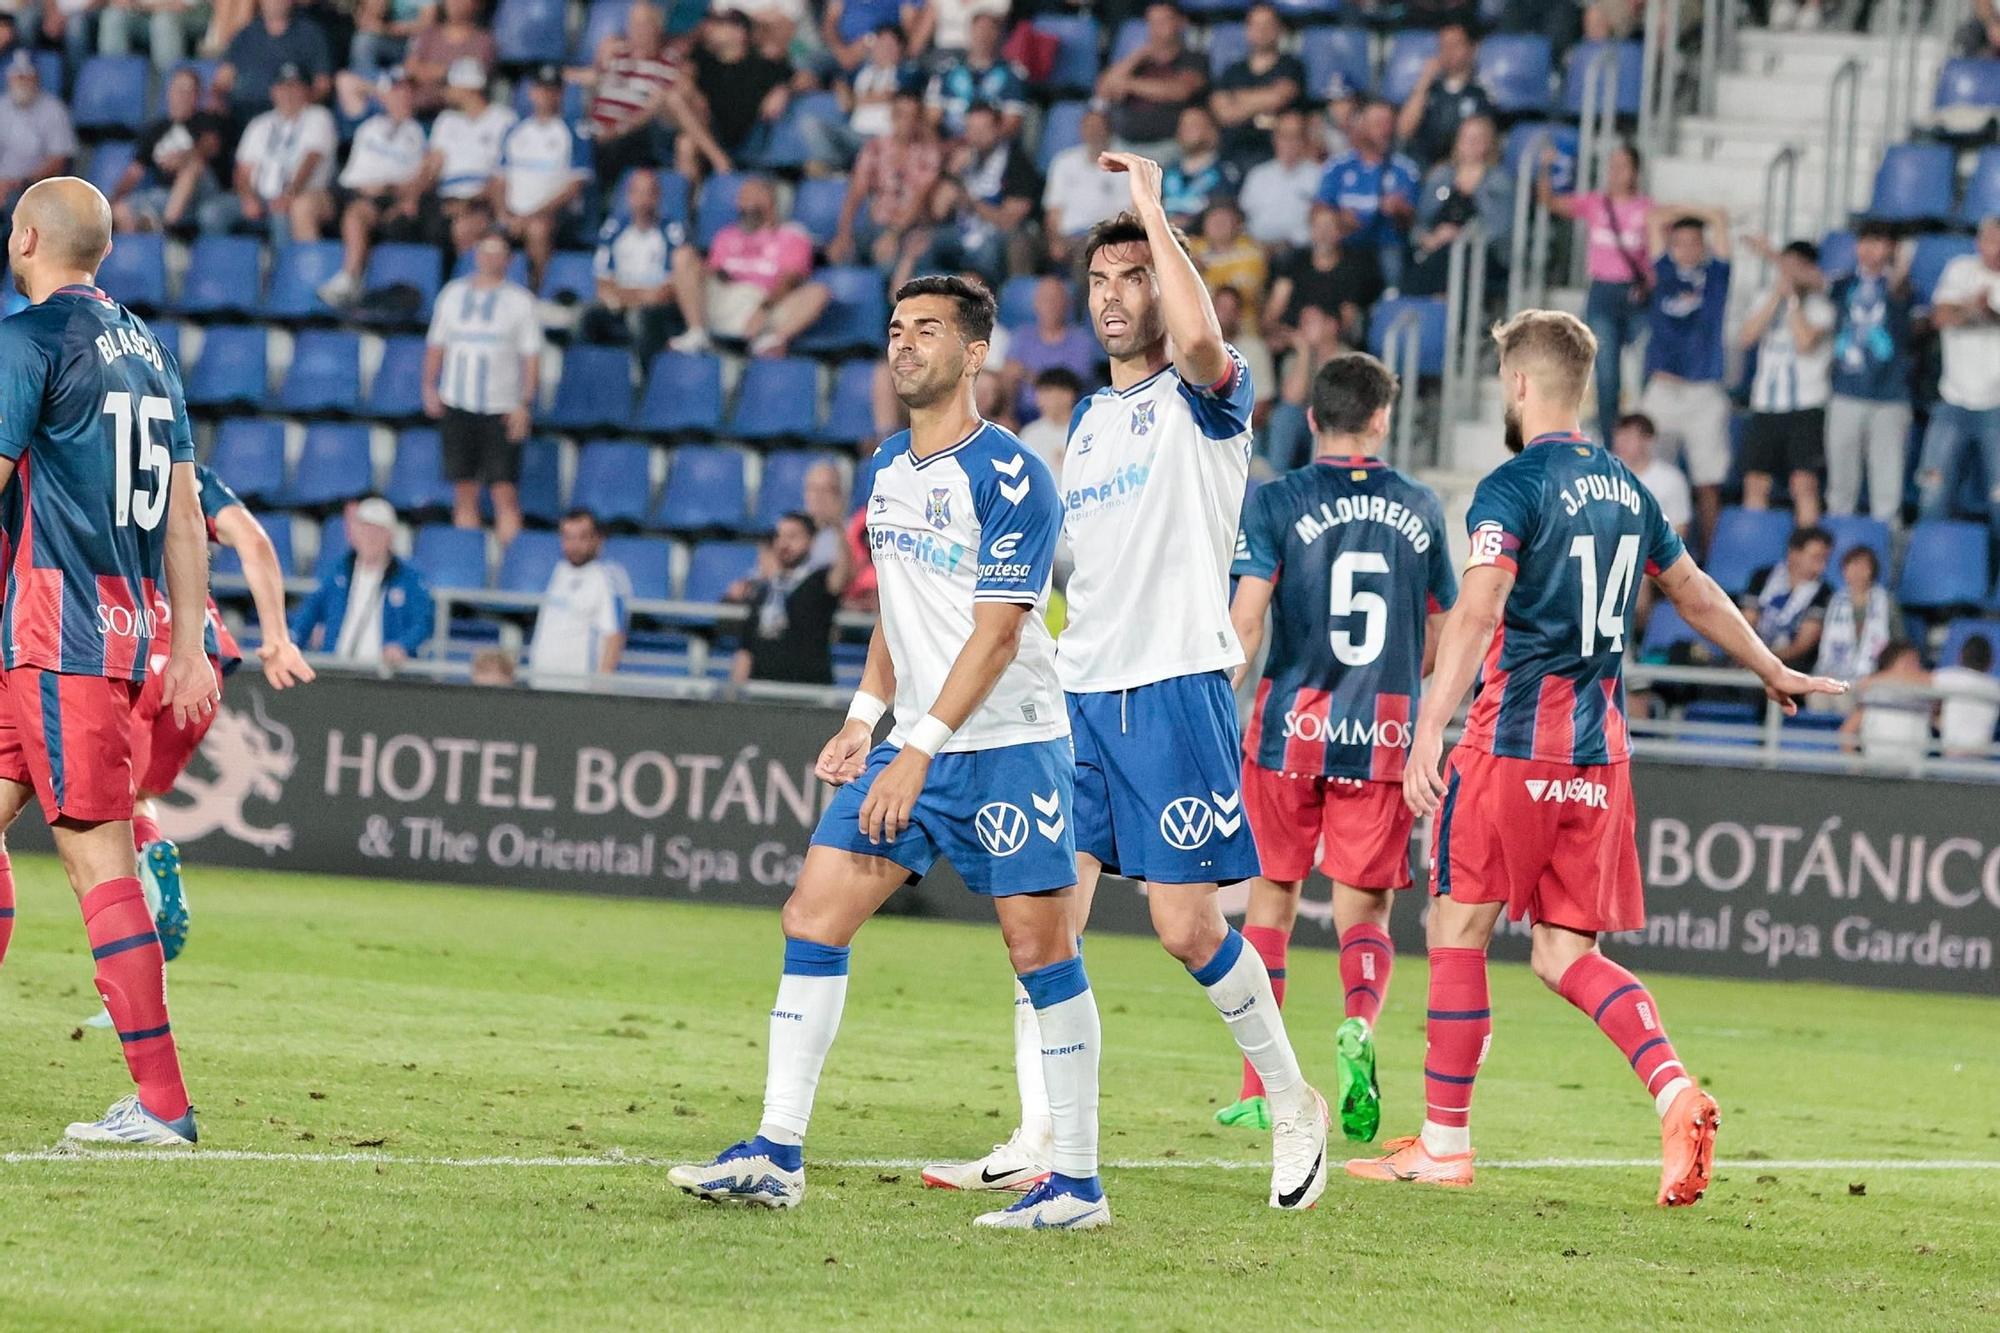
[792,176,848,248]
[1479,34,1553,115]
[637,350,725,437]
[682,540,759,603]
[1035,16,1101,94]
[413,523,488,590]
[1682,700,1761,745]
[184,325,268,409]
[546,345,636,432]
[515,439,565,526]
[997,274,1042,330]
[32,49,64,96]
[1562,40,1643,117]
[1205,22,1248,78]
[364,335,429,419]
[85,139,137,197]
[1780,710,1845,750]
[315,514,354,576]
[492,0,568,64]
[1037,100,1089,171]
[1960,147,2000,227]
[570,441,654,528]
[752,452,828,530]
[1300,27,1369,103]
[363,243,444,322]
[1380,30,1438,104]
[1640,601,1700,656]
[385,428,454,516]
[290,424,375,509]
[654,445,749,532]
[1501,121,1578,189]
[1108,18,1147,66]
[1366,296,1447,377]
[265,241,346,320]
[819,359,878,447]
[729,357,820,441]
[1867,142,1956,223]
[1932,57,2000,117]
[1183,0,1249,15]
[694,171,751,249]
[206,418,287,504]
[149,319,183,367]
[213,508,295,578]
[72,55,150,133]
[793,265,889,355]
[1910,233,1977,302]
[760,91,840,171]
[278,329,363,415]
[1899,520,1990,611]
[449,249,532,287]
[1821,514,1892,571]
[96,230,166,311]
[179,235,263,316]
[1817,230,1858,280]
[573,0,633,63]
[1704,507,1794,597]
[498,529,562,592]
[540,250,597,305]
[604,534,672,600]
[1939,618,2000,672]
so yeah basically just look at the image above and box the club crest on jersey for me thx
[925,488,952,530]
[1130,400,1157,436]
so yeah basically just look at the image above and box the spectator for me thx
[1915,217,2000,542]
[690,9,790,166]
[215,0,331,123]
[820,0,931,71]
[1264,302,1347,472]
[671,174,828,357]
[1003,275,1100,421]
[1239,109,1321,252]
[1810,545,1894,712]
[1314,98,1418,291]
[111,65,225,233]
[581,168,692,369]
[97,0,208,71]
[1611,413,1691,538]
[289,497,433,667]
[1540,140,1652,431]
[711,0,803,61]
[1742,525,1833,673]
[201,63,335,243]
[1097,2,1206,158]
[807,23,915,168]
[1839,641,1932,767]
[1396,22,1494,168]
[400,0,494,116]
[1264,202,1382,354]
[1639,206,1733,546]
[925,11,1025,140]
[1825,220,1913,522]
[913,101,1040,281]
[801,460,849,570]
[1159,106,1241,228]
[1212,283,1274,413]
[1402,113,1510,298]
[1956,0,1999,57]
[828,88,941,269]
[469,645,518,685]
[318,67,432,308]
[496,65,586,289]
[1739,238,1835,524]
[0,54,75,214]
[1210,2,1305,165]
[526,509,632,686]
[346,0,427,79]
[426,58,515,253]
[0,13,21,64]
[423,232,544,545]
[928,0,1002,56]
[1934,633,2000,757]
[1020,366,1083,478]
[729,511,853,685]
[584,1,724,184]
[1042,107,1126,266]
[1191,199,1267,321]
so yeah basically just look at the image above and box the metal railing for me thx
[1439,220,1488,431]
[1822,57,1863,236]
[1638,0,1687,167]
[1381,304,1426,471]
[1696,0,1742,119]
[1760,142,1800,278]
[1506,128,1557,318]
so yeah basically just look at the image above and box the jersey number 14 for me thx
[102,391,172,530]
[1569,534,1640,656]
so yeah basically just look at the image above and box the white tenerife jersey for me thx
[1056,344,1256,693]
[864,420,1068,753]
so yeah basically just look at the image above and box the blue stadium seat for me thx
[364,335,429,419]
[413,523,488,590]
[1821,514,1892,571]
[206,418,286,504]
[604,534,672,599]
[385,428,454,515]
[793,265,889,355]
[654,445,749,531]
[449,248,532,287]
[265,241,346,320]
[33,49,65,97]
[1939,618,2000,672]
[278,329,363,414]
[498,529,562,592]
[1479,34,1553,115]
[570,441,654,528]
[1641,601,1700,656]
[573,0,633,63]
[1867,142,1957,223]
[1380,30,1438,103]
[694,171,751,249]
[86,140,137,197]
[315,515,353,576]
[637,350,725,436]
[729,357,820,441]
[72,55,150,133]
[546,345,636,432]
[682,540,758,603]
[1960,146,2000,227]
[290,424,375,509]
[1780,711,1846,751]
[516,439,565,526]
[1037,100,1089,171]
[1705,507,1794,597]
[213,509,295,578]
[1911,233,1977,302]
[819,359,878,447]
[1933,57,2000,115]
[760,91,840,171]
[148,319,183,367]
[753,452,828,530]
[1366,296,1447,376]
[1817,230,1858,280]
[184,325,268,409]
[97,230,165,311]
[1110,18,1147,65]
[179,235,263,316]
[539,250,598,305]
[1036,16,1101,94]
[1899,520,1990,610]
[1267,0,1345,14]
[1682,699,1761,744]
[1562,40,1643,117]
[1205,22,1249,78]
[792,176,848,248]
[493,0,568,64]
[172,58,220,97]
[364,243,444,321]
[1184,0,1249,15]
[1300,27,1369,102]
[997,274,1042,329]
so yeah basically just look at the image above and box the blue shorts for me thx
[811,738,1077,896]
[1067,671,1260,886]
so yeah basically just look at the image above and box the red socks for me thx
[80,878,189,1121]
[1423,947,1491,1130]
[1558,953,1686,1102]
[133,810,163,851]
[0,850,13,969]
[1236,925,1289,1100]
[1339,922,1394,1027]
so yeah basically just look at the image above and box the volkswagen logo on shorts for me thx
[1159,796,1214,851]
[975,802,1029,857]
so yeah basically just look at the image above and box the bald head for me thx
[12,177,114,280]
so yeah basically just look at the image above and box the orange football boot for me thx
[1657,1085,1720,1206]
[1344,1134,1476,1188]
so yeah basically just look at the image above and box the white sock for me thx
[757,939,850,1147]
[1654,1075,1694,1119]
[1420,1120,1471,1156]
[1020,959,1099,1180]
[1013,978,1053,1149]
[1191,929,1304,1105]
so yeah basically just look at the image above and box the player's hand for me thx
[257,638,317,690]
[814,719,874,786]
[1403,727,1447,818]
[162,649,219,728]
[858,745,929,845]
[1760,666,1848,716]
[1097,151,1165,216]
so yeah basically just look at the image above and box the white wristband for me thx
[845,692,888,729]
[905,713,954,757]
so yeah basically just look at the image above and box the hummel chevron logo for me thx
[993,453,1032,503]
[1211,790,1242,836]
[999,477,1031,503]
[992,453,1025,477]
[1032,789,1065,841]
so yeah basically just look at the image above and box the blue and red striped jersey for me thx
[1460,433,1686,766]
[0,286,197,681]
[1233,456,1457,781]
[142,462,244,675]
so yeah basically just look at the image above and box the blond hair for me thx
[1491,309,1597,411]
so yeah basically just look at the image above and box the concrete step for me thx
[1733,26,1947,79]
[1713,73,1926,130]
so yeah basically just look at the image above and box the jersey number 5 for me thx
[1569,534,1640,656]
[1329,550,1389,667]
[103,391,173,531]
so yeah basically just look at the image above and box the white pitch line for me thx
[4,1148,1998,1171]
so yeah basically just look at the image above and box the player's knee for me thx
[1155,913,1224,968]
[1529,940,1586,991]
[778,895,838,946]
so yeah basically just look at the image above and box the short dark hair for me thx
[1080,210,1193,281]
[1669,214,1707,235]
[560,507,601,532]
[1614,412,1656,438]
[1856,219,1897,243]
[964,100,999,121]
[1788,524,1834,553]
[1882,639,1923,669]
[775,510,815,536]
[1841,544,1881,581]
[1033,366,1085,396]
[1309,352,1399,438]
[892,273,996,345]
[1782,240,1820,265]
[1963,633,1994,673]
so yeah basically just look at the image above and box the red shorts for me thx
[1430,746,1644,934]
[130,660,221,797]
[1241,759,1415,889]
[0,666,143,825]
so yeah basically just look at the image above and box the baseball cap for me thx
[446,56,485,90]
[353,497,398,529]
[272,61,305,85]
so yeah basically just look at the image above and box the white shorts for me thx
[1640,377,1733,487]
[707,278,769,338]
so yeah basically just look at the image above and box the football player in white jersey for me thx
[670,277,1108,1230]
[923,157,1332,1211]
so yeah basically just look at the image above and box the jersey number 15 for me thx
[102,391,172,531]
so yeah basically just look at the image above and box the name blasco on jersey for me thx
[1291,492,1435,552]
[1558,472,1645,518]
[93,326,165,374]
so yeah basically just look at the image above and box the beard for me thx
[891,358,961,411]
[1096,306,1163,361]
[8,264,24,298]
[1503,403,1525,455]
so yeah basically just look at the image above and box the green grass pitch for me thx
[1,854,1996,1329]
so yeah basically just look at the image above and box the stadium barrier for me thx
[10,669,1993,994]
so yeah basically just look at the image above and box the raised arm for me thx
[1099,151,1229,386]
